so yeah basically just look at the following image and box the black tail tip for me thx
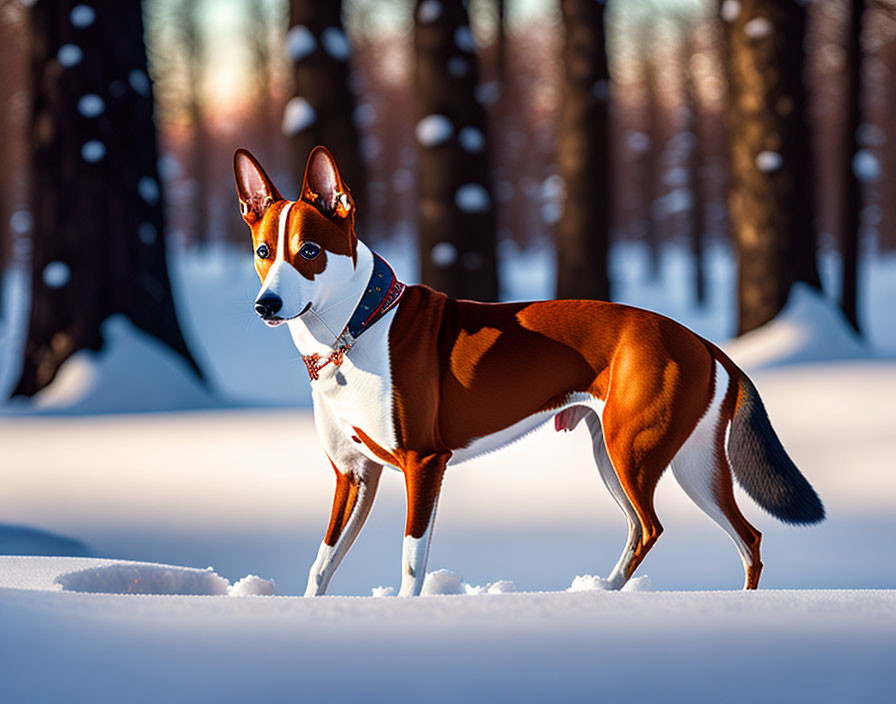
[776,491,826,525]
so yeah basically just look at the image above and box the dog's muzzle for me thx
[254,293,282,320]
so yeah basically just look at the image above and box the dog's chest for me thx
[300,313,399,463]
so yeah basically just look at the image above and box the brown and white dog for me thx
[234,145,824,597]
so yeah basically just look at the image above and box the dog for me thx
[233,145,824,597]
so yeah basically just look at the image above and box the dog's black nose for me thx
[254,293,282,319]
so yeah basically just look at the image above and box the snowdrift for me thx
[0,316,225,416]
[724,283,874,370]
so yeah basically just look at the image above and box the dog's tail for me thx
[722,359,825,525]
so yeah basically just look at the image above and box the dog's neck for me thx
[287,240,376,356]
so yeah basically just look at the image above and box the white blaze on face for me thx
[276,201,292,262]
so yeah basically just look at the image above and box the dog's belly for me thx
[449,392,602,465]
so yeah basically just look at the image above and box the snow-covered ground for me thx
[2,556,893,703]
[1,242,895,701]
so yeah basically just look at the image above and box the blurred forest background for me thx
[1,0,894,397]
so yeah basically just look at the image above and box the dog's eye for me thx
[299,242,321,260]
[256,243,270,259]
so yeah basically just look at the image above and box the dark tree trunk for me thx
[287,0,366,231]
[722,0,821,335]
[880,31,896,253]
[0,56,8,310]
[683,29,707,306]
[249,0,277,160]
[179,0,211,246]
[0,3,26,314]
[555,0,610,301]
[643,45,663,282]
[495,0,507,79]
[414,0,499,301]
[13,0,201,397]
[839,0,864,333]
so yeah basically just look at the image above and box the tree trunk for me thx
[879,27,896,253]
[414,0,499,301]
[495,0,507,80]
[839,0,864,333]
[555,0,611,301]
[13,0,201,397]
[0,48,8,310]
[286,0,366,231]
[249,0,278,160]
[0,2,26,314]
[179,0,211,246]
[643,43,663,282]
[722,0,821,335]
[682,28,707,306]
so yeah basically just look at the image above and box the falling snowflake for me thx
[416,114,453,147]
[455,184,491,213]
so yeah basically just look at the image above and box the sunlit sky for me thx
[156,0,709,118]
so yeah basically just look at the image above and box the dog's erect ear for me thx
[300,146,354,220]
[234,149,282,225]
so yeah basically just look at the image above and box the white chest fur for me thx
[290,307,399,466]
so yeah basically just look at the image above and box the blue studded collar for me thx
[344,252,405,341]
[302,252,405,381]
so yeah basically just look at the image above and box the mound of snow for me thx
[57,563,232,595]
[421,569,466,595]
[464,579,516,595]
[568,574,654,592]
[420,569,517,596]
[0,557,275,596]
[3,315,224,415]
[724,283,871,371]
[0,524,90,557]
[229,574,276,596]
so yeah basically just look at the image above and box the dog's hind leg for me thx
[670,362,763,589]
[586,413,643,590]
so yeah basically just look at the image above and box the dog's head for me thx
[233,146,358,326]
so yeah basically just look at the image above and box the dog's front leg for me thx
[398,452,450,597]
[305,458,382,596]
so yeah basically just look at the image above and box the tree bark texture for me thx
[495,0,507,79]
[0,2,27,312]
[14,0,201,397]
[249,0,278,160]
[722,0,821,335]
[880,22,896,253]
[414,0,499,301]
[683,30,707,306]
[839,0,864,333]
[178,0,211,245]
[642,38,663,282]
[555,0,611,301]
[287,0,366,230]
